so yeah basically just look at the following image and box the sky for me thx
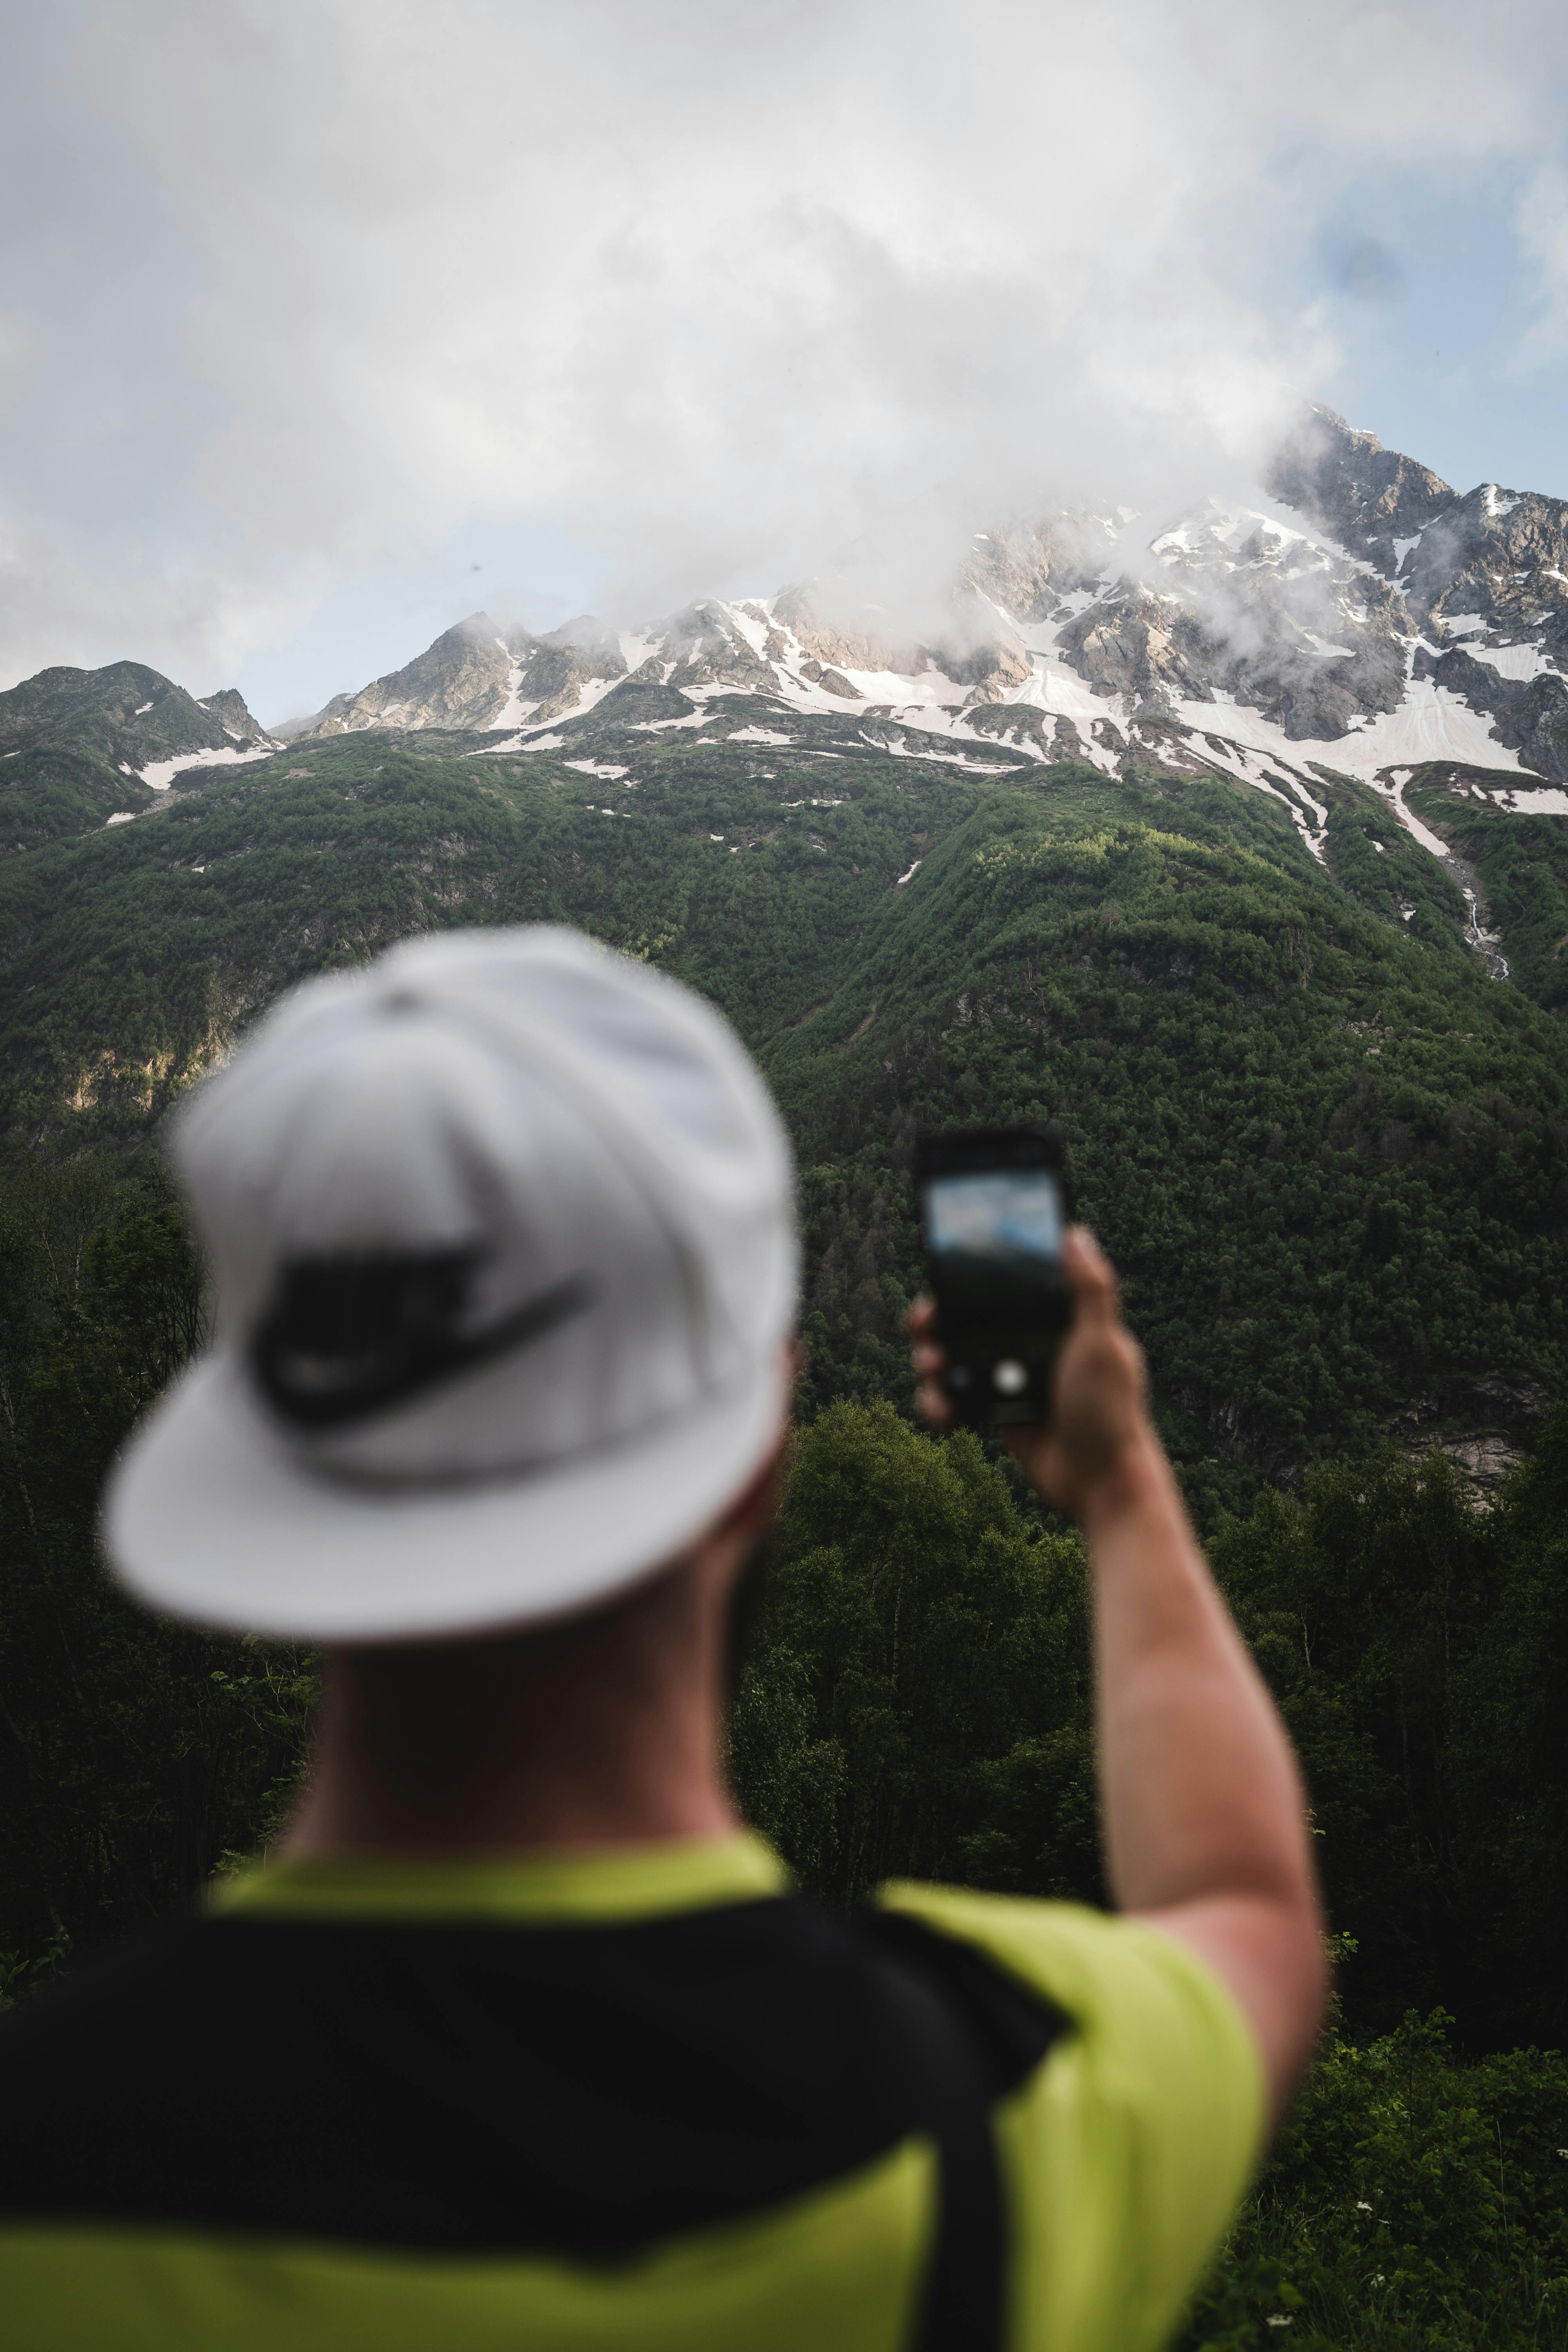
[2,0,1566,727]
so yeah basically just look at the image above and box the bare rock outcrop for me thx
[1267,404,1454,573]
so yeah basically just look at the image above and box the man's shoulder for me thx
[876,1881,1265,2117]
[877,1885,1266,2352]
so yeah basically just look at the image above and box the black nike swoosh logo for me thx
[250,1250,597,1433]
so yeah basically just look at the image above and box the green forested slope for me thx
[773,766,1567,1501]
[2,731,1563,1496]
[0,730,971,1134]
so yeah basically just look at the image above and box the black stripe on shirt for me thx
[0,1895,1060,2258]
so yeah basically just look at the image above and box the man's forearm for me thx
[1082,1434,1318,1923]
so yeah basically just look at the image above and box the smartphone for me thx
[915,1124,1073,1430]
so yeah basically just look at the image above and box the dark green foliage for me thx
[0,746,154,853]
[1320,787,1470,955]
[1,732,1564,1494]
[1213,1427,1568,2048]
[0,660,252,853]
[731,1400,1568,2056]
[0,1161,312,1959]
[1181,2009,1568,2350]
[0,733,971,1139]
[730,1401,1096,1906]
[0,660,215,764]
[1448,1415,1568,2049]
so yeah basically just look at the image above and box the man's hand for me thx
[909,1226,1154,1519]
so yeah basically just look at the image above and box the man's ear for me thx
[717,1431,789,1541]
[704,1401,794,1550]
[695,1344,797,1553]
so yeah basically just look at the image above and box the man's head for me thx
[105,926,798,1644]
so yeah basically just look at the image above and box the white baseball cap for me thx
[103,926,799,1641]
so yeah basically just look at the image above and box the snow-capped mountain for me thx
[5,410,1564,867]
[278,409,1568,866]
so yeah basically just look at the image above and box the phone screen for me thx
[924,1169,1064,1274]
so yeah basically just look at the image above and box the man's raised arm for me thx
[913,1230,1328,2122]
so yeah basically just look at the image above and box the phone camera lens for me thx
[992,1358,1027,1396]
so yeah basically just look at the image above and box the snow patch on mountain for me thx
[490,659,537,730]
[865,731,1023,775]
[1171,677,1535,789]
[131,744,277,791]
[1459,641,1558,682]
[1477,784,1568,815]
[1373,771,1453,859]
[532,675,624,728]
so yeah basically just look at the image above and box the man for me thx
[0,924,1325,2351]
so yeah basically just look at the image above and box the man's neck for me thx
[282,1553,742,1858]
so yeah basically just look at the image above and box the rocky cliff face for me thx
[311,617,518,733]
[1262,410,1568,780]
[271,406,1566,803]
[1265,404,1455,575]
[294,615,632,739]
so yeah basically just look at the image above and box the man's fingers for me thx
[908,1296,951,1424]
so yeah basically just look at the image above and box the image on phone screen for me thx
[924,1170,1064,1272]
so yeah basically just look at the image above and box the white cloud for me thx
[1,0,1566,702]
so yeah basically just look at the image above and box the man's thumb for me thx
[1063,1226,1119,1325]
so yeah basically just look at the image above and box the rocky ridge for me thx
[267,409,1568,874]
[5,411,1567,869]
[0,663,278,850]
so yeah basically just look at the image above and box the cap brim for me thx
[103,1350,788,1642]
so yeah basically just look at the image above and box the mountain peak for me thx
[0,664,278,851]
[1266,405,1456,574]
